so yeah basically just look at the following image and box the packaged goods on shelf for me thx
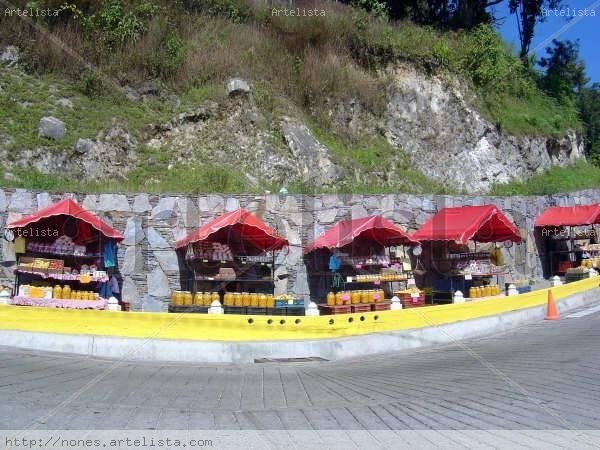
[191,241,234,261]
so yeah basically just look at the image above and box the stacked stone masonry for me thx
[0,188,597,311]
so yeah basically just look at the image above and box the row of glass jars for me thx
[171,291,276,308]
[326,290,385,306]
[223,292,275,308]
[355,273,406,282]
[468,284,501,298]
[54,285,97,300]
[172,291,219,306]
[581,258,600,268]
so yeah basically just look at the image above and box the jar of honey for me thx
[53,285,62,300]
[194,292,203,305]
[335,292,343,305]
[267,294,275,308]
[361,290,370,304]
[242,292,251,307]
[234,293,243,307]
[259,294,267,308]
[468,287,476,298]
[223,292,230,306]
[351,291,360,304]
[183,292,193,305]
[62,285,71,300]
[327,292,335,306]
[378,289,385,302]
[250,293,258,307]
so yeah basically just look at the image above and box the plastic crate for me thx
[282,306,305,316]
[275,298,304,308]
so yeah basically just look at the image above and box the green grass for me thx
[312,128,451,194]
[478,87,580,137]
[2,164,254,194]
[490,161,600,195]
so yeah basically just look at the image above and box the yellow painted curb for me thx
[0,278,597,341]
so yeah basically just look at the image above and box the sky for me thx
[492,0,600,84]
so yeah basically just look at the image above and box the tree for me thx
[578,85,600,165]
[538,39,587,103]
[508,0,563,60]
[340,0,501,28]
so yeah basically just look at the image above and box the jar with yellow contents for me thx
[233,293,242,307]
[267,294,275,308]
[249,293,258,307]
[335,291,343,306]
[242,292,251,307]
[361,290,370,304]
[258,294,267,308]
[326,292,335,306]
[351,291,361,304]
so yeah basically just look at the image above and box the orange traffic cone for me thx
[544,290,560,321]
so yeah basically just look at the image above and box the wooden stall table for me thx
[350,303,371,313]
[371,301,391,311]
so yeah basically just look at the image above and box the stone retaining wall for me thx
[0,188,598,311]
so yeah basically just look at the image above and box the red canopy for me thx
[304,215,419,255]
[175,208,288,254]
[412,205,521,244]
[534,204,600,227]
[7,198,123,241]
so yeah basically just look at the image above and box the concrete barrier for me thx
[0,284,598,363]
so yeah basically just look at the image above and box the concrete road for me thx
[2,305,600,432]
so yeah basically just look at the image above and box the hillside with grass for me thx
[0,0,596,194]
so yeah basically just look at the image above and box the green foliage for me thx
[491,161,600,195]
[462,25,512,85]
[183,0,250,23]
[350,0,389,19]
[147,29,187,77]
[539,39,588,104]
[578,84,600,165]
[80,70,103,97]
[83,0,160,47]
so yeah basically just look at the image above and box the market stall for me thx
[304,215,420,314]
[412,205,522,302]
[7,198,124,310]
[534,203,600,280]
[173,208,291,314]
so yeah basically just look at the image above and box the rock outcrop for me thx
[384,65,584,192]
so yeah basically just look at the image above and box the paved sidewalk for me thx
[1,304,600,432]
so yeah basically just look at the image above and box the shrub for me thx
[461,24,511,85]
[83,0,160,48]
[80,69,104,97]
[182,0,250,23]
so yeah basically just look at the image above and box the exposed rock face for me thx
[145,98,305,186]
[80,125,137,180]
[280,118,342,187]
[0,122,137,181]
[384,65,584,192]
